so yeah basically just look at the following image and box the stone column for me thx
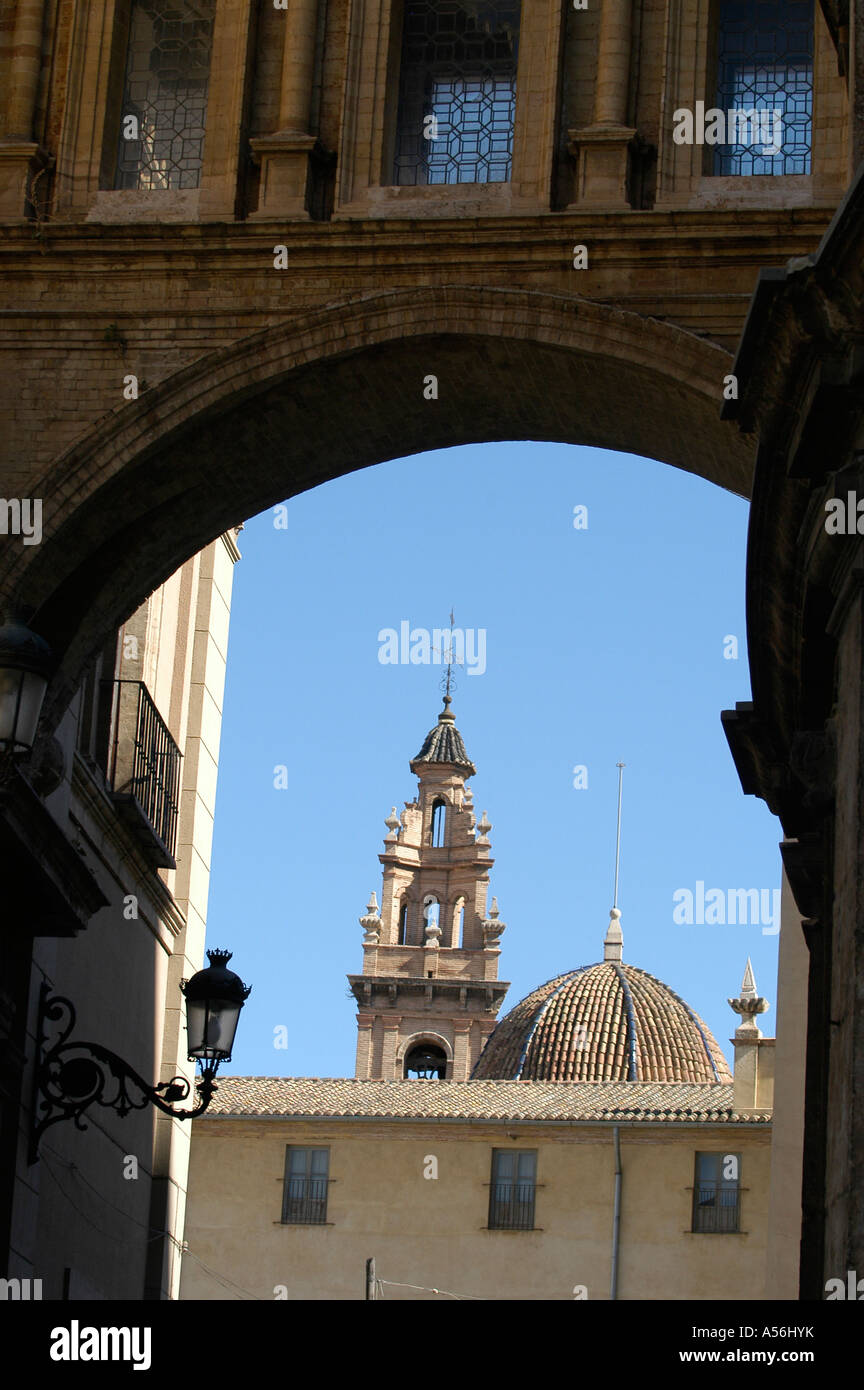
[249,0,321,218]
[593,0,632,126]
[0,0,50,218]
[566,0,637,208]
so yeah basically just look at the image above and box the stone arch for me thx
[0,286,754,728]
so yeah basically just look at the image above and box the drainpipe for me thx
[610,1126,622,1300]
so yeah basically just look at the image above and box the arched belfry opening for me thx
[403,1044,448,1080]
[430,798,447,847]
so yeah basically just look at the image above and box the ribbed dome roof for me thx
[411,696,476,775]
[472,962,732,1084]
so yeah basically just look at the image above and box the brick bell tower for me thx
[348,696,509,1081]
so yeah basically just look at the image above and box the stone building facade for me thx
[1,0,863,1298]
[180,1077,772,1302]
[2,532,239,1299]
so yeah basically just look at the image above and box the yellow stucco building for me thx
[181,699,774,1301]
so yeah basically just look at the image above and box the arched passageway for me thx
[0,287,753,729]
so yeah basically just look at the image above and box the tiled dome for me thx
[471,961,732,1084]
[410,696,476,775]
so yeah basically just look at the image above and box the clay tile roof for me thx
[203,1077,767,1123]
[411,697,476,775]
[471,962,733,1085]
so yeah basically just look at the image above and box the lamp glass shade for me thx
[0,667,48,753]
[185,997,242,1062]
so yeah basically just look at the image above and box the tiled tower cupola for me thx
[348,697,510,1081]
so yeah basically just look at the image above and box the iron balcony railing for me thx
[108,680,182,866]
[488,1181,536,1231]
[692,1183,741,1233]
[282,1177,329,1225]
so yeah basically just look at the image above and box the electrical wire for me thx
[376,1277,484,1300]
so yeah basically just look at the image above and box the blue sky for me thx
[206,440,782,1078]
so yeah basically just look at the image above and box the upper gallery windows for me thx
[114,0,216,191]
[392,0,521,186]
[713,0,813,175]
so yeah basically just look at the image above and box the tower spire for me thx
[444,607,456,701]
[604,762,625,962]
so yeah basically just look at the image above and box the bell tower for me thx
[348,696,509,1081]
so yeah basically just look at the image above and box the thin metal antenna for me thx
[613,762,625,910]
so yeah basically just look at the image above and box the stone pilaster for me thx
[355,1013,374,1080]
[249,0,320,218]
[566,0,636,208]
[452,1021,473,1081]
[380,1018,401,1079]
[0,0,49,218]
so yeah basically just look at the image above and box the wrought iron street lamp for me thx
[0,621,52,755]
[29,949,250,1162]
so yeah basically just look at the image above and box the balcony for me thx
[107,680,181,868]
[488,1181,535,1231]
[692,1183,741,1233]
[282,1177,329,1226]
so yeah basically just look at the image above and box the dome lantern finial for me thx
[604,906,623,962]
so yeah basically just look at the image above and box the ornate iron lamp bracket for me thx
[28,984,219,1164]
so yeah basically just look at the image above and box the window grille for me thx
[282,1147,330,1224]
[488,1149,536,1229]
[392,0,521,186]
[115,0,216,190]
[692,1152,741,1232]
[713,0,813,175]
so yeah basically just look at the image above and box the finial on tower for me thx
[728,958,770,1036]
[443,607,456,701]
[429,607,461,717]
[603,763,626,962]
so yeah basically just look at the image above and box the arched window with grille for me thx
[398,899,409,945]
[115,0,217,190]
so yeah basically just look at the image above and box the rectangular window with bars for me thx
[281,1147,330,1225]
[115,0,216,190]
[392,0,521,186]
[488,1148,536,1230]
[713,0,813,175]
[692,1151,741,1232]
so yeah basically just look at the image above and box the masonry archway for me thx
[0,286,754,729]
